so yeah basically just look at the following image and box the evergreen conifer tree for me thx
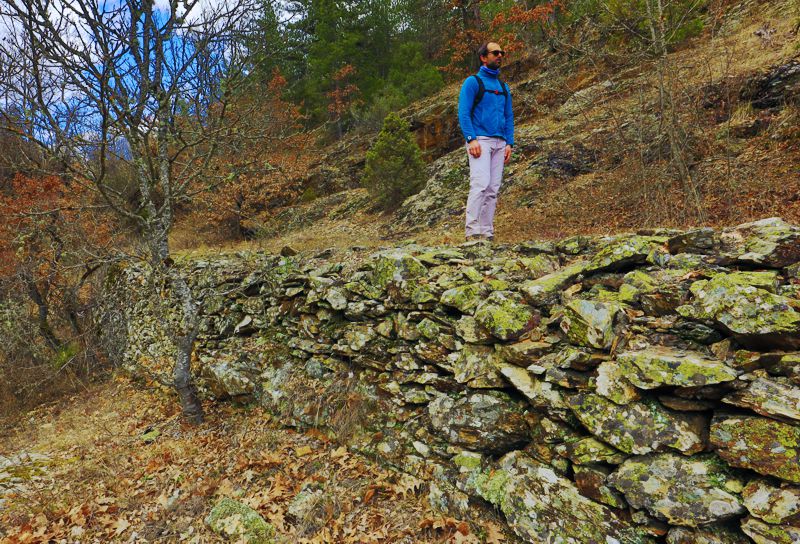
[363,112,426,210]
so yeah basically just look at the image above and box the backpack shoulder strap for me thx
[498,79,508,98]
[470,74,485,116]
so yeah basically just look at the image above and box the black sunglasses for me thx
[489,49,505,56]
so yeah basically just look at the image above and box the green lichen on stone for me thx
[415,318,440,340]
[608,453,745,527]
[586,235,664,273]
[473,291,538,341]
[741,516,800,544]
[569,393,706,455]
[561,298,625,350]
[440,283,485,314]
[371,252,427,291]
[520,260,589,306]
[677,273,800,339]
[452,451,484,471]
[474,469,512,510]
[206,497,276,543]
[617,346,738,389]
[711,415,800,484]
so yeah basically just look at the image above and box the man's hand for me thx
[504,145,512,164]
[468,140,482,158]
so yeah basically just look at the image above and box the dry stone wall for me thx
[103,217,800,544]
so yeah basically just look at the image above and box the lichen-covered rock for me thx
[720,218,800,268]
[616,347,738,389]
[561,299,627,350]
[677,274,800,348]
[200,358,259,399]
[473,291,539,341]
[573,464,627,508]
[520,260,589,306]
[440,283,489,314]
[607,453,745,527]
[742,478,800,525]
[496,339,555,366]
[555,437,627,465]
[741,516,800,543]
[371,251,428,291]
[206,497,276,543]
[586,235,664,273]
[427,392,529,454]
[453,315,494,344]
[452,345,505,388]
[619,268,689,316]
[474,451,650,544]
[569,393,707,454]
[711,415,800,483]
[596,361,641,405]
[666,526,752,544]
[499,366,570,415]
[668,227,720,255]
[723,377,800,423]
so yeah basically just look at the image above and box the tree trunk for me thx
[149,229,204,424]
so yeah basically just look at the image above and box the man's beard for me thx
[486,60,500,70]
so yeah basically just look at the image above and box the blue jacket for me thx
[458,66,514,146]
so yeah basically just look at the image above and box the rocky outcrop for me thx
[101,217,800,544]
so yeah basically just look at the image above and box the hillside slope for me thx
[198,0,799,255]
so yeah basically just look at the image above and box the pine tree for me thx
[362,112,427,211]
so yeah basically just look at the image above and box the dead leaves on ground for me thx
[0,381,511,543]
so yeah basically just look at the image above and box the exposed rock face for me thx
[101,218,800,544]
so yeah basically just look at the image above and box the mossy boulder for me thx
[475,451,651,544]
[569,393,707,455]
[710,415,800,484]
[607,453,745,527]
[616,346,738,389]
[473,291,539,341]
[206,497,276,543]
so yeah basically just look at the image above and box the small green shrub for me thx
[362,112,427,211]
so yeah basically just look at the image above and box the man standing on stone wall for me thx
[458,41,515,242]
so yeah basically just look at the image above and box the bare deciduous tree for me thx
[0,0,265,423]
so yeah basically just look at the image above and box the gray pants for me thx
[465,136,506,237]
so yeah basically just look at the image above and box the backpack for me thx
[470,74,509,117]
